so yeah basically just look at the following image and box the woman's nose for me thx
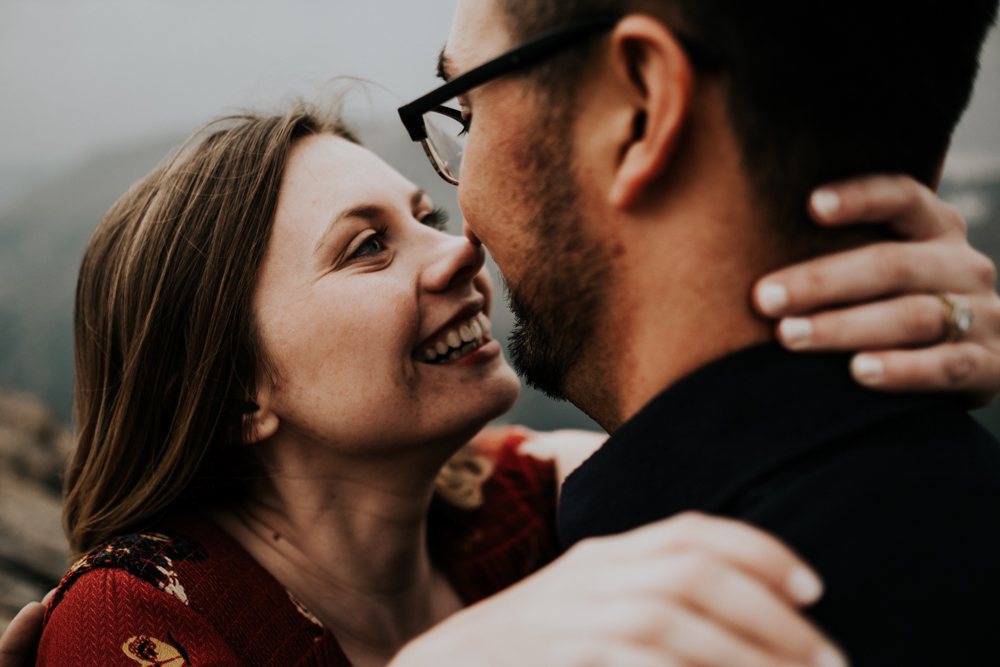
[421,232,487,294]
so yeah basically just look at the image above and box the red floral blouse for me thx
[38,430,558,667]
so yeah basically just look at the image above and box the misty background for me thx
[0,0,998,434]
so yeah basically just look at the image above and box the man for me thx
[402,0,1000,663]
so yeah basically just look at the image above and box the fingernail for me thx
[852,354,885,385]
[811,190,841,218]
[787,566,824,604]
[779,318,813,350]
[757,283,789,316]
[812,646,848,667]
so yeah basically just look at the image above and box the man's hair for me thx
[501,0,999,254]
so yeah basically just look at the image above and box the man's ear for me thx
[607,15,695,210]
[244,384,279,445]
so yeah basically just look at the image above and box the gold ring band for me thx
[938,294,974,342]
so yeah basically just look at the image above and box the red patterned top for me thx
[38,431,558,667]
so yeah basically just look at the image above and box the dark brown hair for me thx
[500,0,998,255]
[65,104,356,555]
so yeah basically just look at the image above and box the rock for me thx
[0,388,70,633]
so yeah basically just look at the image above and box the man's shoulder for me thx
[738,404,1000,551]
[736,407,1000,665]
[742,404,1000,513]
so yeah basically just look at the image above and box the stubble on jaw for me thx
[503,98,623,427]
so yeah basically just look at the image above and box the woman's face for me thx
[253,134,520,456]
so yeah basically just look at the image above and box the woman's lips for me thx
[414,312,493,364]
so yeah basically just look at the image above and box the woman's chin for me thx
[453,364,522,432]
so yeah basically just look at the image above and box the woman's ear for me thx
[607,15,695,210]
[244,385,279,445]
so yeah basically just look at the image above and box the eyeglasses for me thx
[397,14,722,186]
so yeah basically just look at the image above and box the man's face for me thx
[444,0,614,402]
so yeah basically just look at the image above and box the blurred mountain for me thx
[0,138,181,421]
[0,388,71,634]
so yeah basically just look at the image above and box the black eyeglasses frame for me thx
[397,13,722,183]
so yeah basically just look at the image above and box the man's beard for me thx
[504,120,612,403]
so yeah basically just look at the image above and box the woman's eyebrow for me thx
[313,189,428,257]
[313,204,384,256]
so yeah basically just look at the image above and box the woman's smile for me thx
[252,132,521,451]
[414,312,492,364]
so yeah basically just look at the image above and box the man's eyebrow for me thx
[437,47,453,82]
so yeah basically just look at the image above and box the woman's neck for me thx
[210,436,464,667]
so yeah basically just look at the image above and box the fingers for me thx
[599,513,824,606]
[809,175,967,241]
[0,602,45,667]
[632,555,837,663]
[776,295,953,351]
[755,242,996,318]
[850,343,1000,405]
[643,601,823,667]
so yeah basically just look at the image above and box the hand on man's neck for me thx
[566,81,783,433]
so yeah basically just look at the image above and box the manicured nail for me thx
[811,190,841,218]
[757,283,789,316]
[812,646,848,667]
[779,318,813,350]
[787,566,824,604]
[852,354,885,385]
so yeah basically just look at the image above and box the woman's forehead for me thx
[284,134,416,203]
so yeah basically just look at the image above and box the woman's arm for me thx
[755,175,1000,404]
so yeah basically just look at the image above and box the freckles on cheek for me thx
[296,283,417,388]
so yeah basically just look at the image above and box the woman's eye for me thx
[421,207,451,231]
[350,228,387,260]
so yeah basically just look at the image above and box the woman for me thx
[5,102,998,667]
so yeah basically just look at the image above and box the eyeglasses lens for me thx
[424,108,467,183]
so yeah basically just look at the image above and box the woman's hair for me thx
[65,103,357,555]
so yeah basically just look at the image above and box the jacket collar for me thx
[558,342,957,548]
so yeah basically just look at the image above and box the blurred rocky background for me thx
[0,389,70,634]
[0,0,996,630]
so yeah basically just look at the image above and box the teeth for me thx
[415,313,494,364]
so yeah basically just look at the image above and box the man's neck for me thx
[570,250,775,433]
[564,92,783,432]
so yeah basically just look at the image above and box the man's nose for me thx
[421,233,487,294]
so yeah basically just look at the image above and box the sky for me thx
[0,0,997,177]
[0,0,460,171]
